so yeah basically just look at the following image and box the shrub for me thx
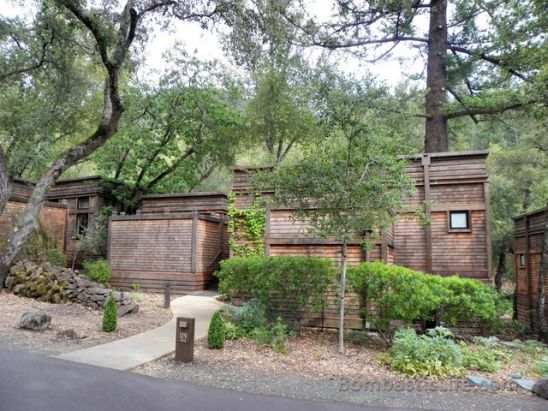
[381,327,464,377]
[224,321,247,340]
[460,343,506,372]
[83,258,112,286]
[348,262,509,340]
[253,317,291,354]
[233,299,269,331]
[215,256,337,327]
[207,311,226,349]
[102,296,117,332]
[530,357,548,378]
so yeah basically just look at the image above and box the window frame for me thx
[447,210,472,233]
[77,196,90,210]
[519,254,526,268]
[75,212,89,237]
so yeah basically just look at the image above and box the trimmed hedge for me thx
[348,262,510,339]
[215,256,337,326]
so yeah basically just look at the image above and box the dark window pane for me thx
[76,214,89,236]
[78,197,89,210]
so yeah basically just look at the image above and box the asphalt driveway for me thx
[0,351,416,411]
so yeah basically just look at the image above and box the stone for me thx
[117,302,139,317]
[510,372,522,379]
[467,375,497,390]
[532,379,548,400]
[90,294,105,302]
[19,312,51,331]
[57,329,79,340]
[499,341,517,349]
[513,378,536,391]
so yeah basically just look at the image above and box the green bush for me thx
[207,311,226,349]
[530,357,548,378]
[102,296,117,332]
[460,343,507,372]
[348,262,509,339]
[224,321,247,340]
[233,299,269,331]
[381,327,464,377]
[83,258,112,286]
[215,256,337,327]
[253,317,291,354]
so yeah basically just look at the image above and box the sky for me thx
[0,0,425,87]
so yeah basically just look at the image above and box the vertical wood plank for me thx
[422,154,433,273]
[484,182,493,279]
[264,205,271,256]
[381,230,388,263]
[191,210,198,274]
[525,214,532,327]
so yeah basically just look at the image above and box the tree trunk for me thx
[338,240,348,353]
[424,0,448,153]
[495,247,506,292]
[537,213,548,342]
[0,147,12,214]
[0,81,124,287]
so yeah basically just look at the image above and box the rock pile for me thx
[6,261,138,316]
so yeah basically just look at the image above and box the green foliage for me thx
[224,321,247,340]
[216,256,337,326]
[253,317,291,354]
[102,296,117,333]
[82,258,112,286]
[10,220,68,267]
[381,328,464,377]
[530,357,548,378]
[232,299,269,331]
[460,343,507,373]
[348,262,510,339]
[207,311,226,349]
[227,192,266,257]
[72,205,116,266]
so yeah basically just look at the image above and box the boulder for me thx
[532,379,548,400]
[117,302,139,317]
[19,312,51,331]
[57,329,79,340]
[467,375,497,390]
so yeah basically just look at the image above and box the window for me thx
[77,197,89,210]
[448,211,470,231]
[76,213,89,236]
[519,254,526,268]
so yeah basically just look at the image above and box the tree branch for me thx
[446,100,537,119]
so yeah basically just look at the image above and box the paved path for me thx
[56,292,223,370]
[0,351,415,411]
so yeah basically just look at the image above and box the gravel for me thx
[0,289,172,356]
[134,330,547,411]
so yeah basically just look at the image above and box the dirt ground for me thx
[134,329,546,411]
[0,289,172,356]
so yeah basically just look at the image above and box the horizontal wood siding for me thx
[109,214,227,293]
[139,193,227,214]
[0,199,67,252]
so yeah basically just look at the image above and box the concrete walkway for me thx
[56,292,223,370]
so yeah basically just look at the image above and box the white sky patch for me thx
[1,0,428,88]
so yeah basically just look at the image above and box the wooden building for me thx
[0,178,67,253]
[231,151,492,328]
[513,207,548,332]
[47,176,112,265]
[108,193,228,293]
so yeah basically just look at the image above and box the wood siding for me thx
[0,198,67,252]
[139,193,227,215]
[108,213,227,293]
[513,208,547,331]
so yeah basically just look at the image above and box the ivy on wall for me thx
[227,192,266,257]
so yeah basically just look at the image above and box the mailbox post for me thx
[175,317,195,363]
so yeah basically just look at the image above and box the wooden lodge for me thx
[513,207,548,332]
[107,193,228,293]
[232,151,492,328]
[0,178,67,253]
[47,176,112,265]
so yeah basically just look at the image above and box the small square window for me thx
[449,211,470,230]
[77,197,89,210]
[519,254,526,268]
[76,213,89,236]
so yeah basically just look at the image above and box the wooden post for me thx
[484,181,493,279]
[422,154,433,273]
[191,210,198,275]
[525,214,533,329]
[381,230,389,263]
[264,205,271,256]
